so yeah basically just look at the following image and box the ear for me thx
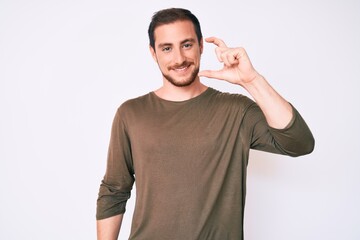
[149,45,158,63]
[200,38,204,54]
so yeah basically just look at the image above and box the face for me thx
[150,20,203,87]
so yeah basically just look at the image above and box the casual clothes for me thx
[96,87,314,239]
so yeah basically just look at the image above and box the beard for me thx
[161,61,200,87]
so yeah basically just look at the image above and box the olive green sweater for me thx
[96,87,314,239]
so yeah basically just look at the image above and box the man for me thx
[96,8,314,240]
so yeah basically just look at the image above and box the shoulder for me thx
[207,87,255,109]
[118,93,150,111]
[110,93,152,123]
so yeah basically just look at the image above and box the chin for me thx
[164,68,199,87]
[165,75,197,87]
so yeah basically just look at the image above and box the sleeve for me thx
[244,102,315,157]
[96,107,135,220]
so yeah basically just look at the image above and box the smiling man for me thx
[151,22,201,87]
[150,19,206,101]
[96,8,314,240]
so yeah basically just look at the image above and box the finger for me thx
[219,49,239,67]
[216,47,234,65]
[225,49,240,66]
[236,47,250,62]
[215,47,224,63]
[221,51,232,67]
[198,69,224,80]
[205,36,228,48]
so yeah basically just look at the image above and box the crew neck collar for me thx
[150,87,213,104]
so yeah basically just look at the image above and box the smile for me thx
[175,66,188,71]
[171,63,191,72]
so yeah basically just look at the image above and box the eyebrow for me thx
[157,38,196,49]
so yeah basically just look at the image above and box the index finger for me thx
[205,37,228,48]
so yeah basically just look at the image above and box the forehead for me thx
[154,20,197,46]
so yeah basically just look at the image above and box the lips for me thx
[170,62,192,72]
[174,66,189,72]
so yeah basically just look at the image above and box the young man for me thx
[96,8,314,240]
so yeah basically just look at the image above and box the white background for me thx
[1,0,359,239]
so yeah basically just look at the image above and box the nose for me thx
[173,48,186,64]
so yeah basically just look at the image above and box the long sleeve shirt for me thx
[96,87,314,240]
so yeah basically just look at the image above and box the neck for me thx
[154,79,208,101]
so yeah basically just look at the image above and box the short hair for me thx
[148,8,203,49]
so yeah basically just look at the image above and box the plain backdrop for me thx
[1,0,359,239]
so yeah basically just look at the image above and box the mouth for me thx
[170,62,192,72]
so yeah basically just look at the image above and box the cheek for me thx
[156,59,170,72]
[193,54,201,65]
[157,55,172,67]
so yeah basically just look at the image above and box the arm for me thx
[199,37,292,129]
[241,74,292,129]
[97,214,123,240]
[96,107,134,238]
[245,102,314,156]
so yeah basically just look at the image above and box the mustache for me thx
[168,61,193,70]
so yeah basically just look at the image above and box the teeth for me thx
[175,66,188,71]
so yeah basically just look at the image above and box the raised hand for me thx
[198,37,261,86]
[199,37,293,128]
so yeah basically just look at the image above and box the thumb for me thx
[198,70,223,79]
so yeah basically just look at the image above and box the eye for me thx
[183,43,193,49]
[162,46,171,52]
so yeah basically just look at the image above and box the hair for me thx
[148,8,203,50]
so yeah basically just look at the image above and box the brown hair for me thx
[148,8,203,50]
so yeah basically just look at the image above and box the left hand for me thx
[198,37,260,86]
